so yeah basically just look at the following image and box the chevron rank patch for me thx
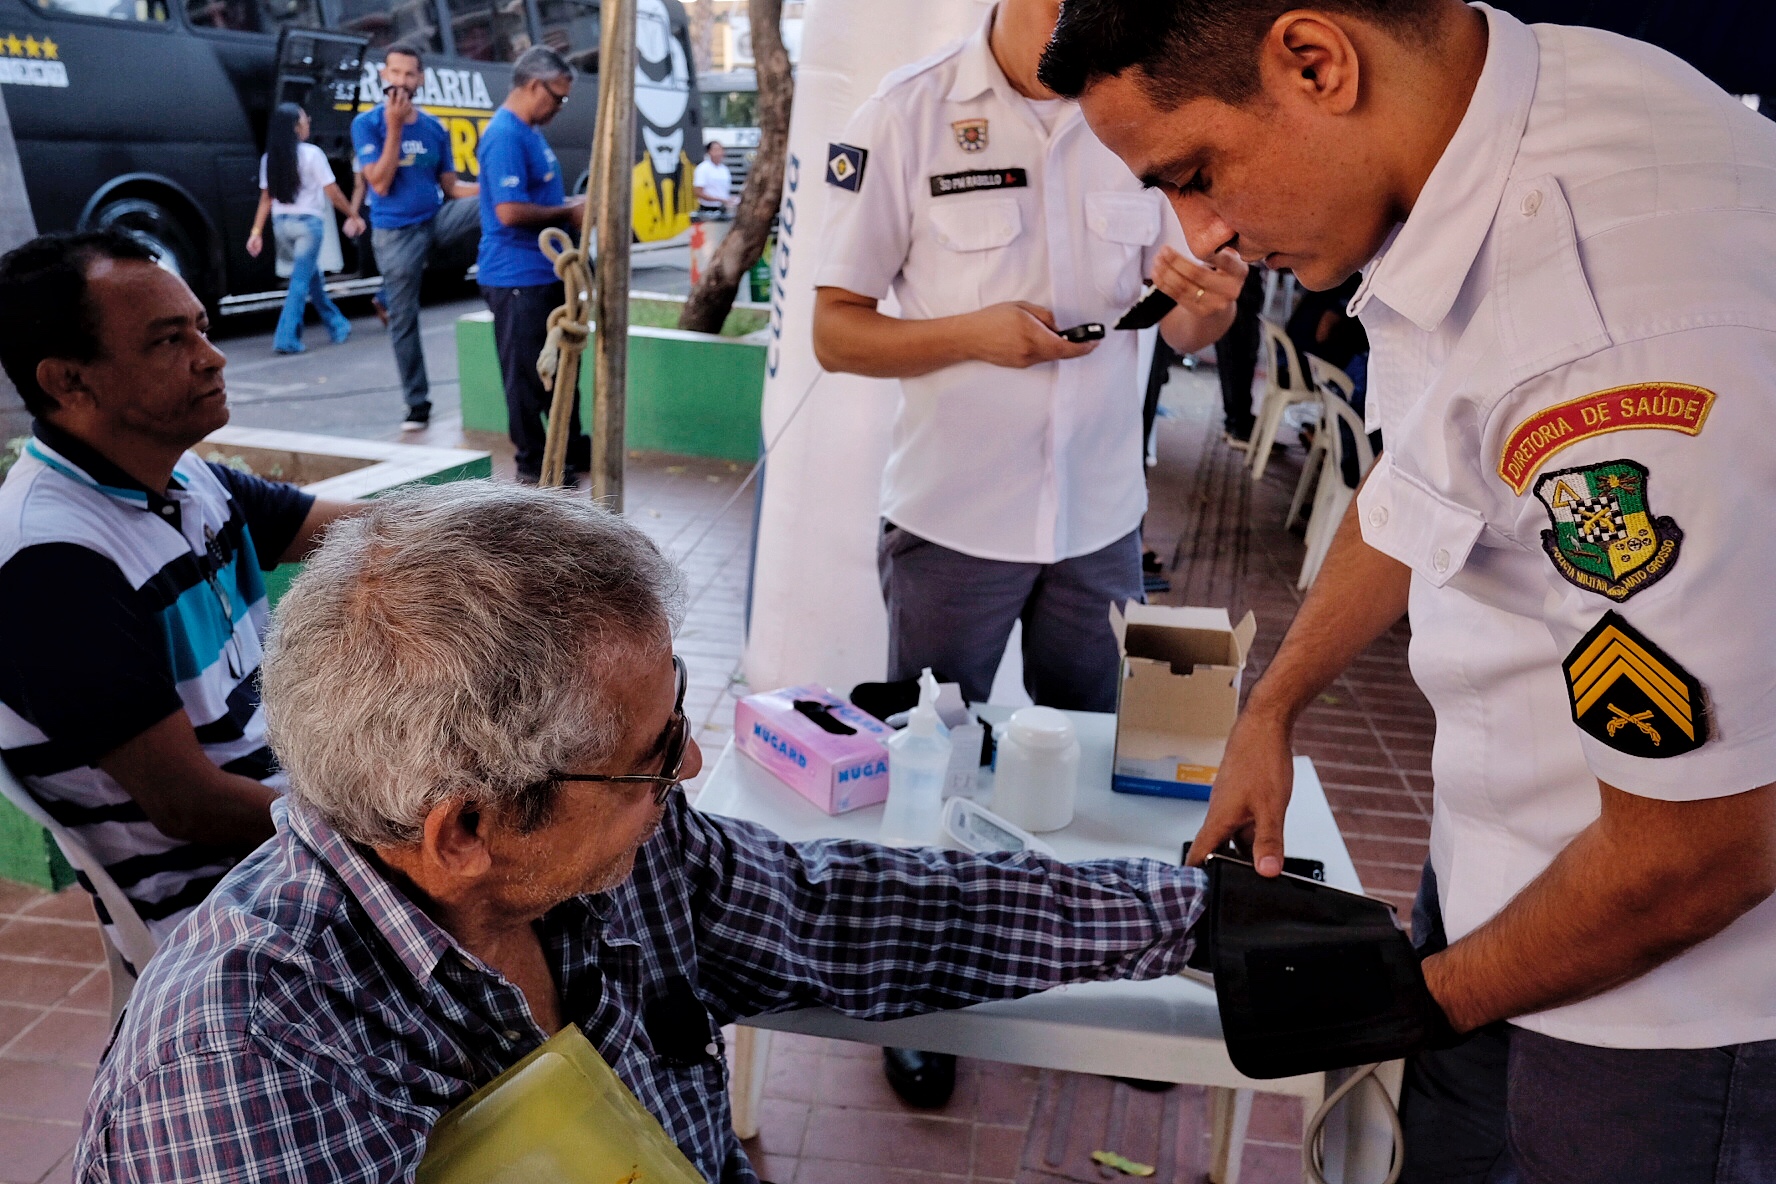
[1563,611,1708,758]
[1534,460,1682,602]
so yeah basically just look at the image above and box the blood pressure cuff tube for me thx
[1190,855,1461,1079]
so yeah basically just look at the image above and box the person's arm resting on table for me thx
[674,804,1206,1024]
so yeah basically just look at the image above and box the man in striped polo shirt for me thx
[0,229,360,944]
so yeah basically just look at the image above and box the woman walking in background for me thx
[248,103,363,354]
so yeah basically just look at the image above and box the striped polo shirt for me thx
[0,422,313,943]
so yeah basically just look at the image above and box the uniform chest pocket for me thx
[929,198,1023,253]
[1085,191,1161,308]
[925,199,1023,314]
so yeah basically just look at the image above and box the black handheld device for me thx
[1113,286,1177,331]
[1056,322,1105,343]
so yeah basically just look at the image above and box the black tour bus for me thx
[0,0,702,310]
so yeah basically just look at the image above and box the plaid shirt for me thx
[77,792,1205,1183]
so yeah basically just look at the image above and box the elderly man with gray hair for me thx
[74,481,1207,1183]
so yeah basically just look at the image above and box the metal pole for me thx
[589,0,635,509]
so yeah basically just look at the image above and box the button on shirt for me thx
[1350,4,1776,1047]
[815,5,1189,563]
[0,423,312,945]
[476,107,567,288]
[351,105,452,230]
[76,794,1203,1183]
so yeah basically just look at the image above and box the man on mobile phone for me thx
[351,42,479,432]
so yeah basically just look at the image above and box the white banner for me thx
[744,0,987,695]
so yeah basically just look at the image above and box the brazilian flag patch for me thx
[1563,611,1708,758]
[1534,459,1681,602]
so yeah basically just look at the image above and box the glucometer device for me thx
[1056,322,1105,343]
[942,797,1057,859]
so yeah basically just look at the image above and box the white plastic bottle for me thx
[879,669,953,846]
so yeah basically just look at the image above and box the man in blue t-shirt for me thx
[476,46,587,483]
[351,41,479,431]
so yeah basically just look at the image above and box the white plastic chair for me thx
[0,760,159,1021]
[1297,356,1377,590]
[1250,319,1320,482]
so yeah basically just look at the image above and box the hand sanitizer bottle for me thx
[880,669,953,847]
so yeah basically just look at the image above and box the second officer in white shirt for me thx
[813,0,1245,721]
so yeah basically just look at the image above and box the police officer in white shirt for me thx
[812,0,1245,725]
[1047,0,1776,1179]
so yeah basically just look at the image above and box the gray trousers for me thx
[1401,860,1776,1184]
[876,522,1141,712]
[370,197,480,413]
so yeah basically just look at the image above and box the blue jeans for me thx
[372,218,434,413]
[273,215,350,353]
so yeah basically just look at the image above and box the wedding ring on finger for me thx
[1194,286,1206,302]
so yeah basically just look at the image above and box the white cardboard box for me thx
[1109,603,1257,800]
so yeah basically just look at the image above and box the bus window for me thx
[333,0,443,51]
[534,0,596,69]
[186,0,318,31]
[444,0,527,62]
[39,0,170,21]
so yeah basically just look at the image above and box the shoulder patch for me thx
[826,143,867,191]
[1533,459,1681,602]
[1563,611,1708,758]
[1497,382,1715,494]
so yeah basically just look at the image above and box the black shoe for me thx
[401,408,430,433]
[882,1047,956,1109]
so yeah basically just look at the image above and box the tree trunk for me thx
[687,0,715,74]
[677,0,791,334]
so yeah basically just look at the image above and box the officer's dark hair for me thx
[265,101,306,206]
[384,40,425,71]
[512,45,572,88]
[1039,0,1441,107]
[0,229,158,419]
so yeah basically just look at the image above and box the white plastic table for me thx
[695,708,1403,1184]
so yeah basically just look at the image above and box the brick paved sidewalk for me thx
[0,361,1436,1184]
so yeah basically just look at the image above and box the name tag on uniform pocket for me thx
[929,168,1028,197]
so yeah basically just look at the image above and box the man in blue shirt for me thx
[477,46,588,483]
[351,42,479,431]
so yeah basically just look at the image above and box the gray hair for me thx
[261,481,686,848]
[512,45,573,88]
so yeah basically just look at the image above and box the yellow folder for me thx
[416,1024,710,1184]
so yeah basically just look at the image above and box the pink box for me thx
[734,685,893,814]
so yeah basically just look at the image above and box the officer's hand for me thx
[1185,706,1294,876]
[968,302,1098,369]
[385,85,415,124]
[1150,246,1247,321]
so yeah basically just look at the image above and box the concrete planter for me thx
[456,298,768,464]
[0,427,491,891]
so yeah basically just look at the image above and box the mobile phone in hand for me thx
[1056,322,1105,343]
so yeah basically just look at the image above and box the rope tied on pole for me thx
[536,226,590,391]
[534,225,591,488]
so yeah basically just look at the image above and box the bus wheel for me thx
[94,198,208,298]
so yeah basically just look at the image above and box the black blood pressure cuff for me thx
[1189,854,1461,1079]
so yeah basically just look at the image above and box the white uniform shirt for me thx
[815,5,1188,563]
[694,157,734,206]
[258,142,335,219]
[1352,4,1776,1048]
